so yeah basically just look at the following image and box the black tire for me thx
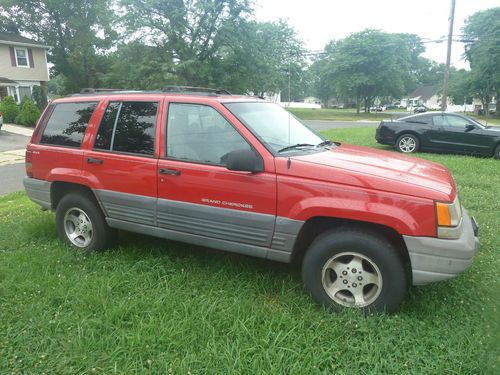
[396,134,419,153]
[494,144,500,159]
[56,192,115,251]
[302,227,408,313]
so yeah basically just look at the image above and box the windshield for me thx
[225,102,325,154]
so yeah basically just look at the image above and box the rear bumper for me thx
[375,126,395,145]
[403,208,480,285]
[23,177,52,210]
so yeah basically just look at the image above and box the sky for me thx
[254,0,498,69]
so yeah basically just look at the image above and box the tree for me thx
[316,30,424,113]
[462,7,500,117]
[0,0,117,93]
[319,30,424,113]
[100,42,177,89]
[412,57,446,91]
[119,0,253,86]
[310,41,337,106]
[448,69,473,105]
[211,20,306,97]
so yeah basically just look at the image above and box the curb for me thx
[1,123,33,137]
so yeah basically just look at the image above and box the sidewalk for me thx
[0,149,25,166]
[1,123,34,137]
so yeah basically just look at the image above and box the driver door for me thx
[432,114,489,154]
[156,101,277,248]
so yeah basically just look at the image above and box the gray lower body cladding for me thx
[23,177,52,210]
[93,189,302,262]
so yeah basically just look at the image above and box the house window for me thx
[19,86,32,100]
[15,48,29,67]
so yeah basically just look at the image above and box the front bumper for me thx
[403,207,480,285]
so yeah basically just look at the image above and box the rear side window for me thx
[94,101,158,156]
[40,102,98,147]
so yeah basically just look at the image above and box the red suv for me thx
[24,87,480,312]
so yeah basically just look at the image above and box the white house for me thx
[0,32,51,103]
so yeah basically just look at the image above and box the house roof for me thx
[0,32,50,49]
[0,77,18,84]
[410,86,436,101]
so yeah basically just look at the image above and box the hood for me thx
[484,125,500,134]
[284,144,456,201]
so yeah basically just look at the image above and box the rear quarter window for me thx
[40,102,98,147]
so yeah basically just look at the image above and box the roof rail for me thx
[80,88,141,94]
[161,86,232,95]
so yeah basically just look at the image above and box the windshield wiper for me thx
[277,143,315,153]
[316,140,333,147]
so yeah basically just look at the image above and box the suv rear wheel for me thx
[302,228,408,313]
[56,192,115,251]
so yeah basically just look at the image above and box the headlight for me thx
[435,196,462,239]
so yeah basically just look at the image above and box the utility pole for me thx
[441,0,456,112]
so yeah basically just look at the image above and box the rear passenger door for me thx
[157,102,277,248]
[83,98,162,226]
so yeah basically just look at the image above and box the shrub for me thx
[32,85,48,110]
[15,97,41,127]
[0,96,19,122]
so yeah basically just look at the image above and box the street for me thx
[303,120,378,131]
[0,120,378,196]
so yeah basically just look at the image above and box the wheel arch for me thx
[50,181,101,211]
[291,216,411,279]
[396,130,421,142]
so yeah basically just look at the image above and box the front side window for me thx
[40,102,98,147]
[433,115,470,127]
[15,48,28,67]
[224,102,324,154]
[166,103,251,165]
[94,101,157,156]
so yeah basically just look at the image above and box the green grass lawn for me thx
[288,107,500,125]
[288,108,392,122]
[1,128,499,374]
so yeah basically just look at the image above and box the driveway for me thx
[0,124,32,196]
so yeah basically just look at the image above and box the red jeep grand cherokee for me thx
[23,87,480,312]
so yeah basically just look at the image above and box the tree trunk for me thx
[356,90,361,114]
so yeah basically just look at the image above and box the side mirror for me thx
[465,124,475,132]
[224,149,264,173]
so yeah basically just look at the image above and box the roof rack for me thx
[78,88,141,94]
[161,86,232,95]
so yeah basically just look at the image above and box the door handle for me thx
[86,157,103,165]
[159,168,181,176]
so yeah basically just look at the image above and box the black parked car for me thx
[376,112,500,158]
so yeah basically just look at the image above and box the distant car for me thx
[369,106,385,112]
[413,106,427,113]
[384,104,398,110]
[376,112,500,159]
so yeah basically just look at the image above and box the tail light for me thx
[25,149,33,177]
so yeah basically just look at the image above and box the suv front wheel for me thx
[56,192,115,251]
[302,228,408,313]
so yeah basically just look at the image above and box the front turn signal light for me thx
[436,202,452,226]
